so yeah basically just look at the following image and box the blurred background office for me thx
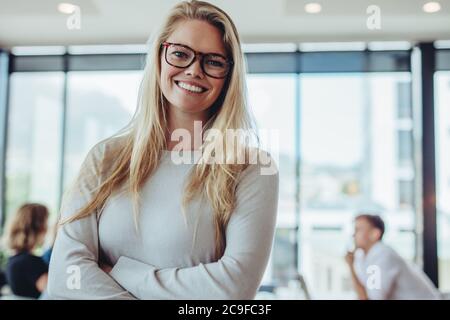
[0,0,449,299]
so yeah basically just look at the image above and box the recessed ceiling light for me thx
[58,3,77,14]
[423,2,441,13]
[305,3,322,14]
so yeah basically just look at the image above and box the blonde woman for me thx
[48,0,278,300]
[5,203,49,299]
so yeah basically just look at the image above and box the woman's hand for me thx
[98,251,113,273]
[99,261,113,274]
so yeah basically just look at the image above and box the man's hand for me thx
[345,250,355,267]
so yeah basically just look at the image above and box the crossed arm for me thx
[47,145,279,300]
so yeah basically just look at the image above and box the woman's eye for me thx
[206,59,225,68]
[172,51,189,59]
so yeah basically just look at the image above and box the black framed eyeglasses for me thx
[161,42,233,79]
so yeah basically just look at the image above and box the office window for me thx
[398,179,414,209]
[5,72,64,221]
[271,228,297,283]
[397,82,412,119]
[246,74,297,285]
[4,70,141,226]
[398,130,414,167]
[64,71,141,188]
[435,71,450,291]
[299,73,415,299]
[1,49,429,300]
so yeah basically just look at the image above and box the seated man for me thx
[345,214,441,300]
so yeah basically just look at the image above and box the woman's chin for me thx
[172,104,208,116]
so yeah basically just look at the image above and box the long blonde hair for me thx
[62,0,256,259]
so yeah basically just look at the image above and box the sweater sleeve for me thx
[109,158,279,299]
[47,142,136,300]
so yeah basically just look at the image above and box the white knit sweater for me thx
[47,138,279,299]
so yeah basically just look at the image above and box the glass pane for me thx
[435,71,450,292]
[247,74,297,285]
[5,72,64,222]
[64,71,142,188]
[299,72,415,299]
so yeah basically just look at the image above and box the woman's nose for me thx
[184,57,204,78]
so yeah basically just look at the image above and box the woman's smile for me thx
[174,79,209,95]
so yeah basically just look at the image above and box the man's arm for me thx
[345,251,369,300]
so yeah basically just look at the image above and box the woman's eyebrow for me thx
[208,51,227,57]
[198,47,226,56]
[175,42,226,56]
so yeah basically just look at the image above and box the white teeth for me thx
[176,81,205,93]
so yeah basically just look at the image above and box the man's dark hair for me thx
[355,214,385,240]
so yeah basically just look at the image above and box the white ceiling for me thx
[0,0,449,48]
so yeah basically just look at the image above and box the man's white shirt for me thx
[353,242,441,300]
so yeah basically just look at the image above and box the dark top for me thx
[5,252,48,299]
